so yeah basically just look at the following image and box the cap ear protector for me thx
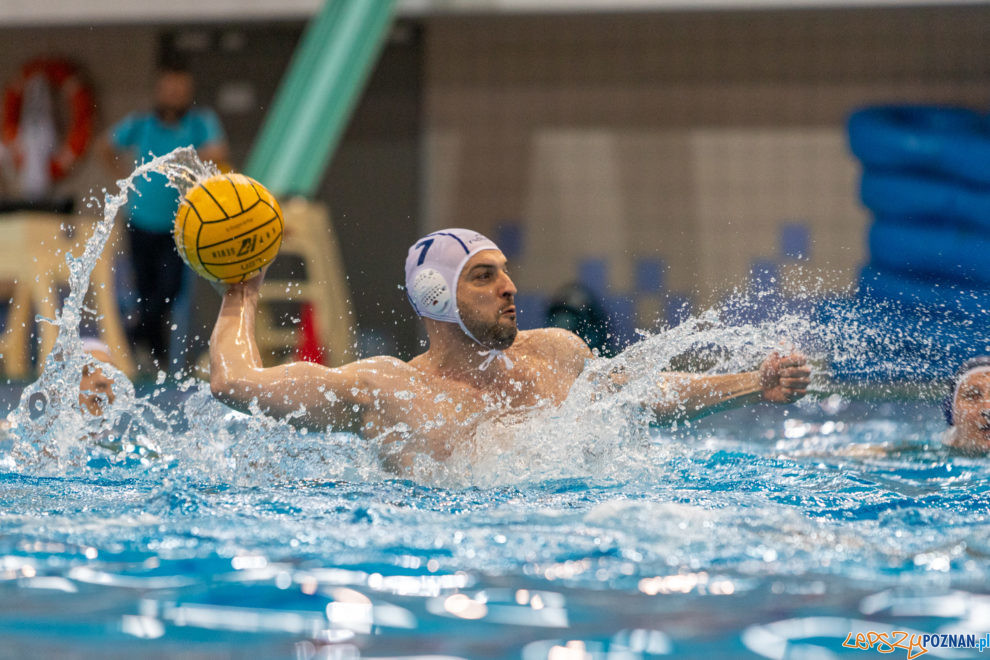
[409,268,452,316]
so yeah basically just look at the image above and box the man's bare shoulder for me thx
[513,328,593,368]
[515,327,590,349]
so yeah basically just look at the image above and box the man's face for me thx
[154,71,194,123]
[456,249,518,350]
[953,370,990,452]
[79,350,116,417]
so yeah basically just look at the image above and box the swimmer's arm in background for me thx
[209,279,377,433]
[651,352,810,424]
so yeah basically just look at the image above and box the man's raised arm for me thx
[209,276,371,432]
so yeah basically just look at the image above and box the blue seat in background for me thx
[634,258,665,293]
[577,257,609,298]
[513,292,548,331]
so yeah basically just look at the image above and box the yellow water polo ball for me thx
[173,173,284,283]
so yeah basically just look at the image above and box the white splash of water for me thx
[5,149,204,468]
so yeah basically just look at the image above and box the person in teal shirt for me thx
[100,62,228,370]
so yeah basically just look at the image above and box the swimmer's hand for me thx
[759,352,810,404]
[211,264,269,296]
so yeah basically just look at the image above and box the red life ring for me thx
[1,58,95,180]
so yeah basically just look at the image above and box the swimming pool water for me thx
[1,395,987,660]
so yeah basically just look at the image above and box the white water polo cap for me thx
[404,229,511,367]
[405,228,499,327]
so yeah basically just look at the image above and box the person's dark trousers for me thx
[127,224,185,368]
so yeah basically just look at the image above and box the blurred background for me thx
[1,0,989,380]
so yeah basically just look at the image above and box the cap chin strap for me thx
[478,349,514,372]
[455,316,514,372]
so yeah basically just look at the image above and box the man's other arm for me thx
[651,352,810,423]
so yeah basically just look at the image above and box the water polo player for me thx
[208,228,811,471]
[943,357,990,454]
[78,338,118,417]
[2,338,118,438]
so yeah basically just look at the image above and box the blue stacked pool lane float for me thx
[833,105,990,381]
[861,171,990,230]
[848,105,990,185]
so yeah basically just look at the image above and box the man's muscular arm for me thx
[209,277,385,432]
[651,352,810,423]
[536,328,809,423]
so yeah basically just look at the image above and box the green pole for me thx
[245,0,396,197]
